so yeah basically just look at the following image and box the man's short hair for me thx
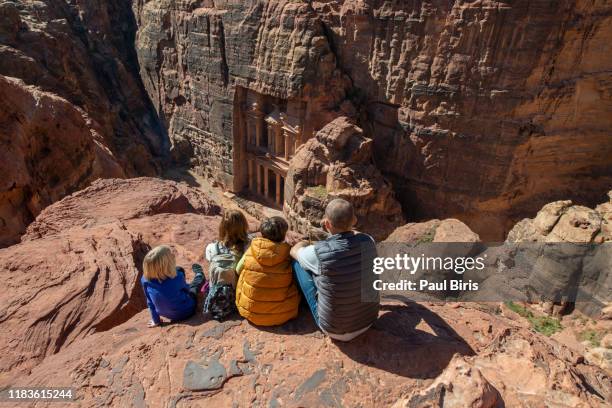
[325,199,354,231]
[260,216,288,243]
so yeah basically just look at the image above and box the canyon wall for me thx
[313,0,612,240]
[133,0,349,187]
[0,0,166,246]
[133,0,612,240]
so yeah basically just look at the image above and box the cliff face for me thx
[133,0,349,185]
[133,0,612,240]
[0,76,125,247]
[313,0,612,239]
[2,1,610,242]
[0,0,167,245]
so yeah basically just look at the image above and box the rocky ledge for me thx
[0,178,610,407]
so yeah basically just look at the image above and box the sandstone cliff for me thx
[132,0,612,240]
[0,0,167,246]
[312,0,612,239]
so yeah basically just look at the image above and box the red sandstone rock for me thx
[0,179,610,407]
[0,0,166,247]
[0,178,220,380]
[6,301,610,407]
[132,0,612,241]
[0,76,125,247]
[392,355,500,408]
[386,218,480,243]
[284,117,405,241]
[508,191,612,243]
[22,177,220,241]
[311,0,612,240]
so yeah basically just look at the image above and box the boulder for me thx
[507,194,611,243]
[506,192,612,317]
[22,177,220,241]
[386,219,480,243]
[392,355,500,408]
[284,117,404,241]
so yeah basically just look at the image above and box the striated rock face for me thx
[133,0,349,187]
[0,222,148,375]
[0,76,124,247]
[0,0,167,246]
[284,116,404,240]
[0,177,220,377]
[131,0,612,240]
[506,192,612,317]
[312,0,612,240]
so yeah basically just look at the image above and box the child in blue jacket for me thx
[141,245,205,327]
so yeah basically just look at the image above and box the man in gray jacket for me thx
[290,198,380,341]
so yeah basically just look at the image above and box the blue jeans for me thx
[292,261,319,325]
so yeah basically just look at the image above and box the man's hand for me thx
[290,240,310,260]
[148,320,160,328]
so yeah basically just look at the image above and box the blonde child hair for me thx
[143,245,177,281]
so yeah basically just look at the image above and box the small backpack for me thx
[203,242,239,320]
[203,285,237,321]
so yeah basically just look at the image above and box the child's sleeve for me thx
[205,242,217,261]
[142,283,161,325]
[235,252,247,275]
[176,267,190,291]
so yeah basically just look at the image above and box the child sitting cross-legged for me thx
[235,216,300,326]
[141,245,205,327]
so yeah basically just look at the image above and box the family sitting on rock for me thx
[140,198,380,341]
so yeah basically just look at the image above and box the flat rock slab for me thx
[201,320,241,339]
[294,369,327,401]
[183,359,227,391]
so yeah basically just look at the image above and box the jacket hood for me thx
[249,237,290,266]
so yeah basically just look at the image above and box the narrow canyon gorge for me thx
[0,0,611,407]
[1,0,611,244]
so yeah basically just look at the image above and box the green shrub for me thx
[579,329,604,347]
[505,302,562,337]
[305,185,328,200]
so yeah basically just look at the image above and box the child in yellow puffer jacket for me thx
[235,216,300,326]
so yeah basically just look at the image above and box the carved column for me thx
[267,123,274,154]
[284,131,291,160]
[248,160,254,191]
[253,103,263,148]
[256,162,262,195]
[264,165,269,198]
[276,127,283,157]
[275,173,281,205]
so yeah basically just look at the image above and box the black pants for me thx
[188,272,205,300]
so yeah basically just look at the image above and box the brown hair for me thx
[143,245,177,281]
[219,209,249,253]
[260,216,288,243]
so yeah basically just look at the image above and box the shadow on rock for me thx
[335,301,474,379]
[252,303,320,336]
